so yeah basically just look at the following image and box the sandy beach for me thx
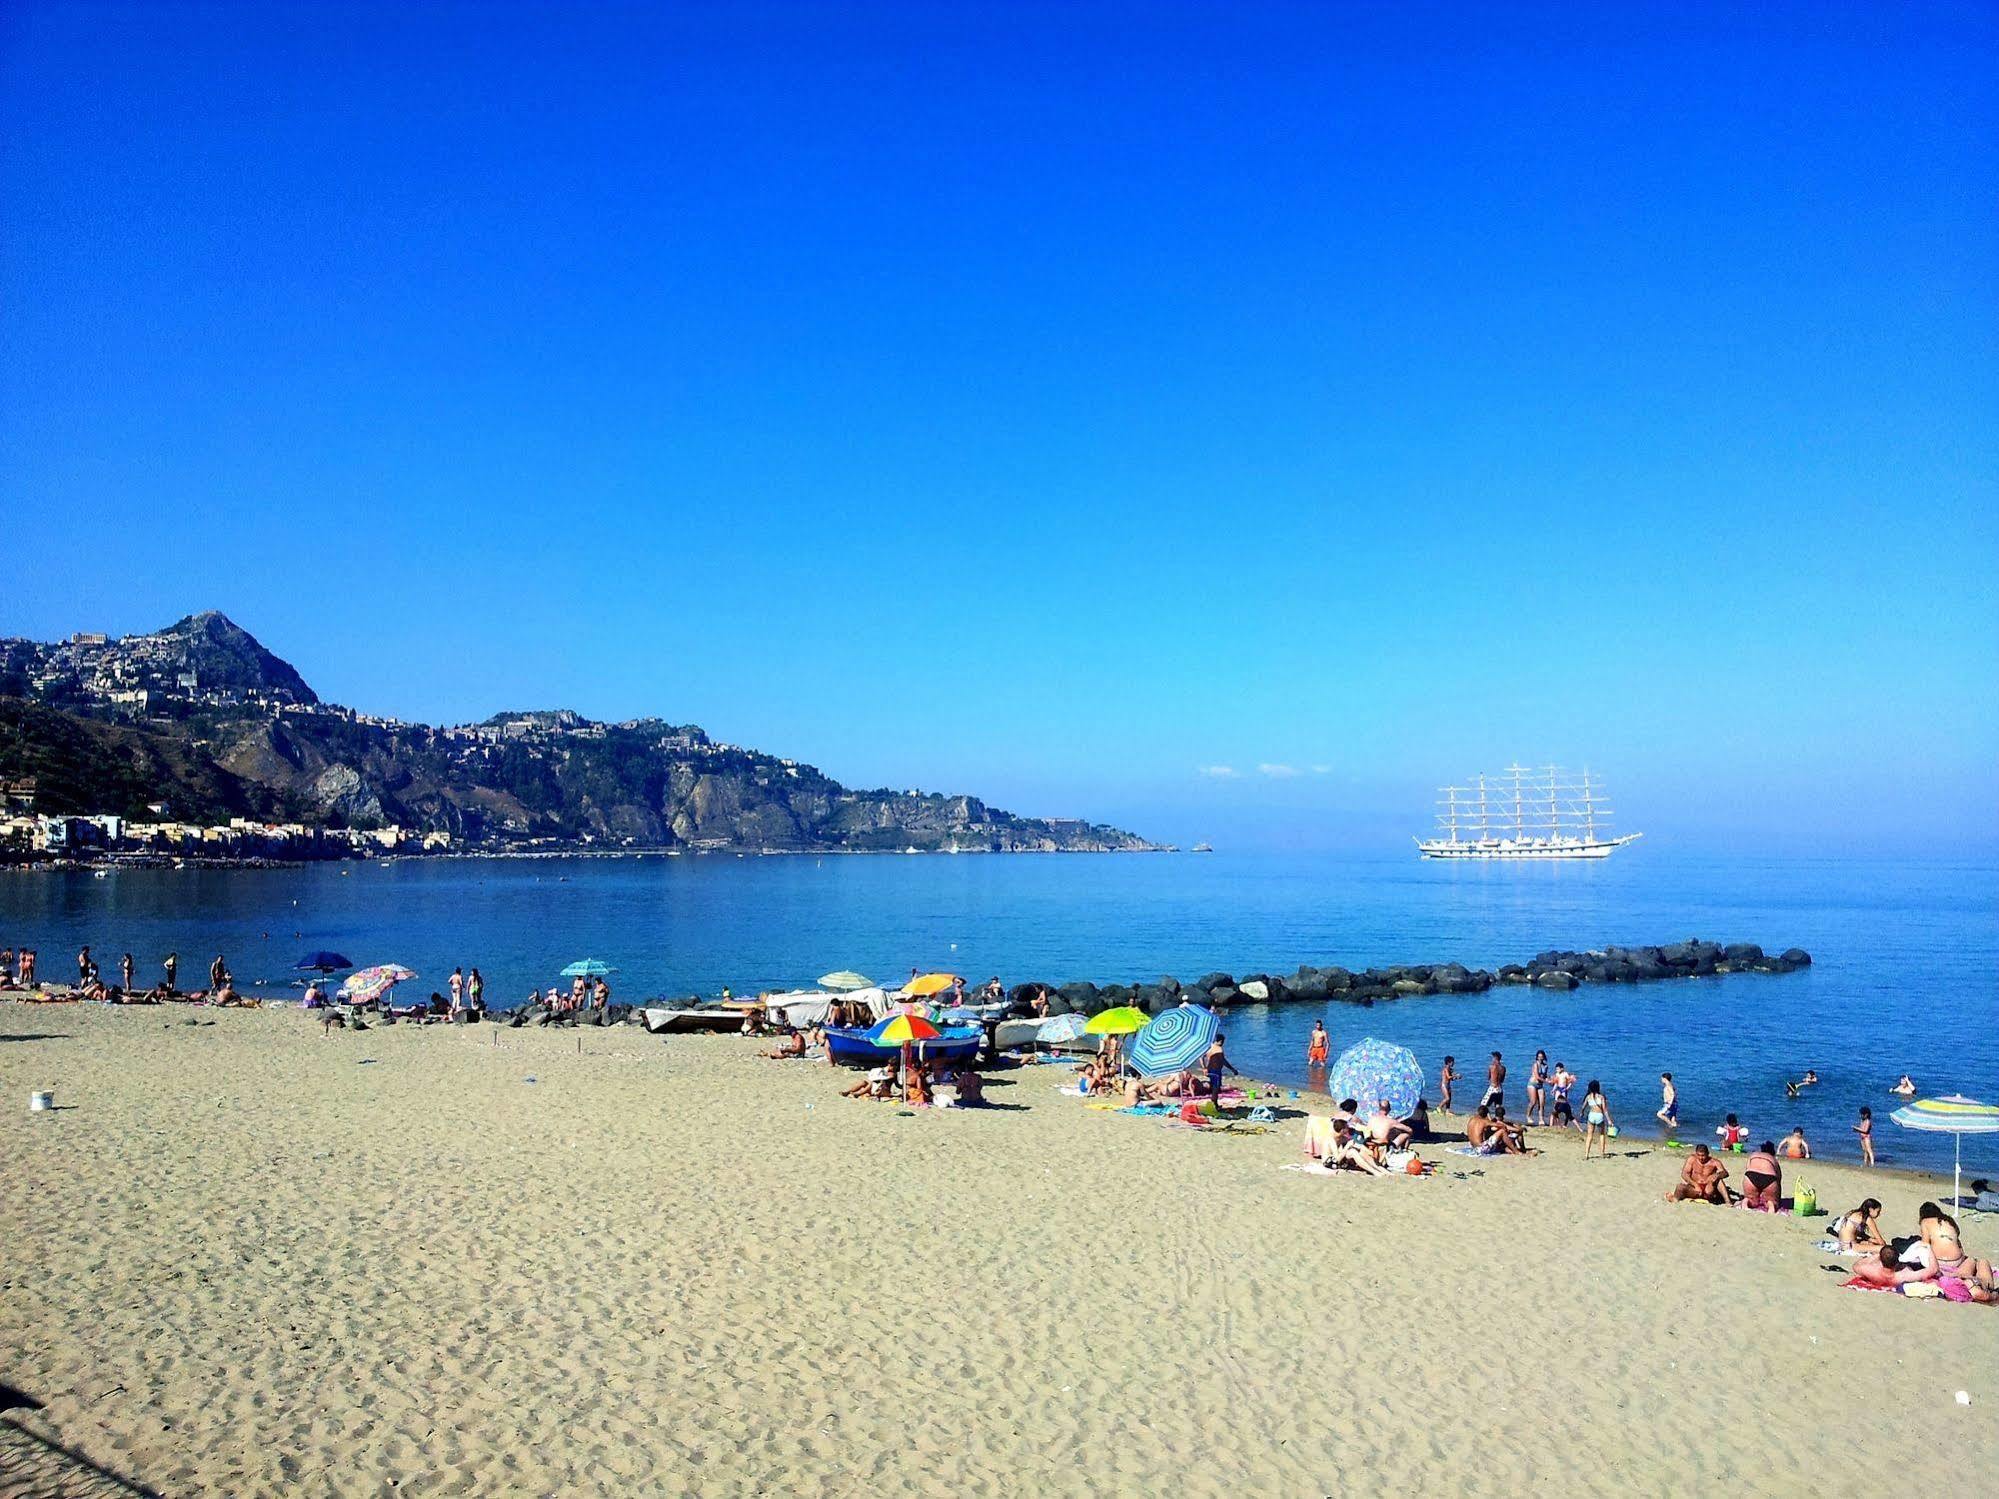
[2,999,1995,1497]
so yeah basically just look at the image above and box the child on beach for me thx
[1716,1113,1747,1150]
[1528,1050,1549,1125]
[1852,1107,1874,1166]
[1581,1080,1614,1160]
[1781,1126,1811,1160]
[1438,1056,1462,1114]
[1655,1072,1679,1133]
[1549,1063,1575,1128]
[1307,1021,1328,1066]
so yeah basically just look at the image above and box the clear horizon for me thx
[3,2,1994,856]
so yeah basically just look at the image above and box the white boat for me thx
[640,1006,747,1035]
[1417,765,1641,861]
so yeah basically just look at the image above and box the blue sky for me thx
[2,2,1994,853]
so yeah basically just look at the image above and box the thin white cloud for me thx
[1197,765,1241,780]
[1311,764,1333,775]
[1258,763,1300,778]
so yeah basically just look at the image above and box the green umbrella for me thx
[1084,1006,1150,1036]
[818,970,872,990]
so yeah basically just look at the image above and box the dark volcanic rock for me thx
[1195,972,1235,994]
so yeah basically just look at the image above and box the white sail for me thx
[1416,765,1641,860]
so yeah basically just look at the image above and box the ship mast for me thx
[1505,762,1528,841]
[1476,772,1491,841]
[1580,766,1596,841]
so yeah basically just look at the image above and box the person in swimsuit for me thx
[1549,1064,1575,1129]
[1581,1081,1613,1160]
[1665,1144,1729,1203]
[1438,1056,1462,1114]
[1891,1075,1916,1096]
[1204,1035,1234,1109]
[1716,1113,1748,1150]
[1323,1118,1391,1175]
[1467,1105,1526,1156]
[1852,1106,1875,1166]
[1923,1208,1996,1300]
[1528,1051,1549,1126]
[1306,1021,1329,1066]
[1740,1143,1782,1211]
[1481,1052,1506,1112]
[1780,1126,1810,1160]
[1831,1199,1886,1252]
[1362,1099,1413,1160]
[1655,1072,1679,1133]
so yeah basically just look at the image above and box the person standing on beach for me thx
[164,951,178,992]
[209,954,228,992]
[468,967,484,1012]
[1853,1106,1875,1166]
[1528,1050,1549,1125]
[20,947,35,986]
[1655,1073,1679,1134]
[1581,1080,1614,1160]
[120,952,134,992]
[1438,1056,1461,1113]
[1307,1021,1329,1067]
[448,967,465,1014]
[1481,1052,1506,1112]
[1204,1034,1235,1109]
[78,945,94,987]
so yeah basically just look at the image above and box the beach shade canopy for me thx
[905,972,960,997]
[1034,1012,1089,1045]
[818,970,873,991]
[1084,1006,1150,1036]
[1128,1004,1219,1078]
[559,959,617,979]
[1327,1039,1426,1120]
[339,963,416,1003]
[1890,1094,1999,1208]
[870,1013,943,1047]
[293,951,352,973]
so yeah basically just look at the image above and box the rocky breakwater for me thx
[1010,939,1811,1018]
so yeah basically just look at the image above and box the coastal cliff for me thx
[0,614,1159,853]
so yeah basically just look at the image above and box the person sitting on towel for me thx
[1466,1106,1525,1156]
[1665,1144,1731,1204]
[1362,1100,1413,1160]
[1323,1118,1391,1176]
[764,1031,806,1059]
[953,1069,986,1106]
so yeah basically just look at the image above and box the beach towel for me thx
[1447,1143,1503,1158]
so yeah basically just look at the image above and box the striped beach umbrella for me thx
[1128,1004,1219,1078]
[868,1011,944,1079]
[560,958,617,978]
[1327,1038,1425,1120]
[1034,1012,1089,1046]
[1890,1094,1999,1208]
[818,970,872,991]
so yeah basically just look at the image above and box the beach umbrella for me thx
[1084,1006,1150,1035]
[340,963,416,1005]
[819,970,872,991]
[1128,1004,1219,1078]
[905,972,960,997]
[868,1011,944,1078]
[293,950,352,973]
[560,958,617,979]
[1034,1012,1089,1045]
[1890,1094,1999,1209]
[1327,1038,1425,1120]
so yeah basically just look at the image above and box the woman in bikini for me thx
[1924,1207,1996,1301]
[1438,1056,1461,1114]
[1830,1199,1886,1252]
[1527,1051,1549,1126]
[1740,1143,1782,1212]
[1581,1080,1614,1160]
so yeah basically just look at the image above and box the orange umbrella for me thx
[905,972,960,997]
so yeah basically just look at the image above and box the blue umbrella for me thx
[293,951,353,973]
[1129,1004,1219,1078]
[1034,1012,1089,1045]
[1327,1038,1425,1120]
[559,959,617,978]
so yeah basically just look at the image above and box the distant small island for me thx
[0,613,1162,860]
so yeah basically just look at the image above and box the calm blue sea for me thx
[5,851,1994,1175]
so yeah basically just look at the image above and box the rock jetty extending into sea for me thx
[1013,939,1811,1018]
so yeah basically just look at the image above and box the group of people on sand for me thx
[530,971,606,1015]
[837,1053,987,1108]
[1,943,254,1006]
[1839,1200,1995,1303]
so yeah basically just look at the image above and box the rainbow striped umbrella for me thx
[1890,1094,1999,1208]
[339,964,417,1004]
[1129,1004,1218,1078]
[871,1013,943,1046]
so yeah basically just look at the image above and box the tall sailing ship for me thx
[1416,764,1641,860]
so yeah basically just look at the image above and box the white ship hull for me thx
[1416,833,1642,861]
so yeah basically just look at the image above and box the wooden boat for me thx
[640,1006,748,1035]
[824,1024,983,1068]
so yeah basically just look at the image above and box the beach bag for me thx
[1793,1184,1818,1217]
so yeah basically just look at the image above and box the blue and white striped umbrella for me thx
[1034,1012,1089,1045]
[1327,1038,1425,1120]
[1129,1004,1219,1077]
[1890,1094,1999,1208]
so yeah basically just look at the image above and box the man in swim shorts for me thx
[1665,1144,1729,1203]
[1481,1052,1506,1112]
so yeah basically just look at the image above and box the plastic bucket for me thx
[28,1090,53,1112]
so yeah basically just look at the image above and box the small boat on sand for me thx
[640,1006,747,1035]
[824,1024,983,1068]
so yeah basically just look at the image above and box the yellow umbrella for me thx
[905,972,960,997]
[1084,1006,1149,1035]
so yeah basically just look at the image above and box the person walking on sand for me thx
[1581,1079,1614,1160]
[468,967,484,1012]
[1307,1021,1329,1067]
[1480,1052,1506,1112]
[1655,1073,1679,1134]
[209,954,228,992]
[164,951,178,992]
[1438,1056,1461,1114]
[1853,1106,1875,1166]
[120,952,134,993]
